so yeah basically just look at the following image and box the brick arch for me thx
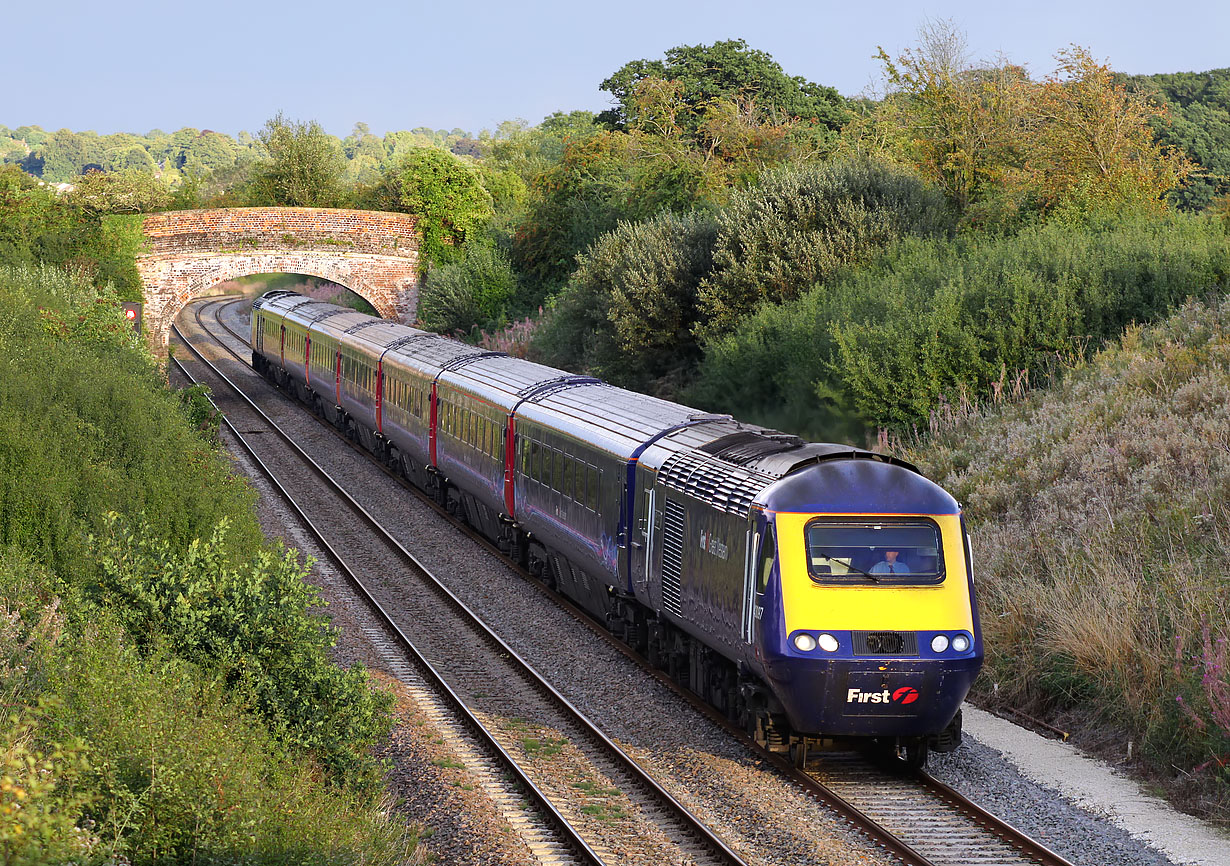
[135,207,420,348]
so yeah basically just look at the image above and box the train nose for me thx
[765,655,981,737]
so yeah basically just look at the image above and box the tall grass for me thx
[903,296,1230,819]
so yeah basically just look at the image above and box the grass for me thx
[901,294,1230,823]
[520,736,566,759]
[572,780,627,822]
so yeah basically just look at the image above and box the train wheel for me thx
[898,738,929,770]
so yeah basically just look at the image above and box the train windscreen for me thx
[804,519,944,585]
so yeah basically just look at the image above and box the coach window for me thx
[562,457,574,503]
[545,447,554,486]
[586,466,599,511]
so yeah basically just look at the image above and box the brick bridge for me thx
[135,207,421,348]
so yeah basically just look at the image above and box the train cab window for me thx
[757,526,776,594]
[804,519,945,585]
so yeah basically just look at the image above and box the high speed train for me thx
[251,290,982,766]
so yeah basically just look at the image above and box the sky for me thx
[8,0,1228,139]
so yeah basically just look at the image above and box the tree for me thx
[362,147,492,269]
[1127,68,1230,210]
[695,158,951,341]
[849,19,1033,216]
[600,39,849,140]
[536,210,718,393]
[1024,47,1197,216]
[66,169,172,215]
[248,113,347,208]
[38,129,105,182]
[852,24,1197,222]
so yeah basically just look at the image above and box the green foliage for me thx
[0,264,411,859]
[692,213,1230,435]
[696,158,952,340]
[535,210,717,393]
[45,626,413,864]
[89,514,394,785]
[37,129,105,183]
[0,542,414,866]
[0,168,145,296]
[1,712,93,865]
[66,169,172,215]
[1125,68,1230,211]
[418,242,517,334]
[363,147,493,270]
[248,113,347,208]
[599,39,849,140]
[0,263,262,592]
[0,165,90,269]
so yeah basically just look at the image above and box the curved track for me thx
[172,300,748,866]
[179,296,1079,866]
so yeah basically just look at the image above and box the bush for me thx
[534,210,717,393]
[365,147,493,270]
[89,513,393,785]
[44,623,414,865]
[695,158,952,340]
[691,212,1230,434]
[418,242,517,335]
[0,265,263,580]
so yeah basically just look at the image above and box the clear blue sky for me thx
[10,0,1228,138]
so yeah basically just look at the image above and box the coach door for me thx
[742,518,774,647]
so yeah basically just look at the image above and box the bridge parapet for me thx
[135,207,421,349]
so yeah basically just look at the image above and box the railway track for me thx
[172,302,748,866]
[178,295,1080,866]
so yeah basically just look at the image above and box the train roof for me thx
[761,458,959,516]
[251,292,938,507]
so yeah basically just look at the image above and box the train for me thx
[250,290,982,767]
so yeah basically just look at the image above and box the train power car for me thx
[251,291,982,767]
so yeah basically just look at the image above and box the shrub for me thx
[366,147,493,270]
[534,210,718,393]
[0,264,263,580]
[89,513,393,785]
[695,158,951,340]
[45,620,415,864]
[418,242,517,335]
[690,212,1230,435]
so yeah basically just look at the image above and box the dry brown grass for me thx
[901,295,1230,817]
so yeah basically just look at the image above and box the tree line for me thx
[4,29,1229,437]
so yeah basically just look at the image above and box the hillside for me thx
[902,294,1230,821]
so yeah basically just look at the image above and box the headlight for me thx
[793,633,818,652]
[952,634,971,653]
[817,633,840,653]
[931,634,950,653]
